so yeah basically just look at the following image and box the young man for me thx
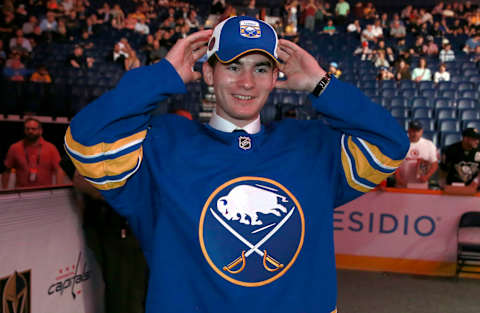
[65,16,408,313]
[395,120,438,189]
[3,118,63,188]
[441,127,480,188]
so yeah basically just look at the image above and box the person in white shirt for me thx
[411,57,432,82]
[396,120,438,188]
[434,63,450,83]
[439,43,455,62]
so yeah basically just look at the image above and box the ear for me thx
[271,66,279,89]
[202,62,214,86]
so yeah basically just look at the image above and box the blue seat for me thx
[415,118,436,131]
[380,88,396,98]
[399,88,417,98]
[412,107,433,119]
[363,87,378,97]
[389,96,408,108]
[457,81,475,91]
[457,98,477,110]
[437,81,455,90]
[378,80,395,89]
[423,131,439,147]
[468,75,480,84]
[395,117,409,130]
[464,69,479,77]
[399,80,415,89]
[390,107,409,118]
[418,81,435,90]
[434,98,455,109]
[420,88,436,98]
[459,90,478,99]
[411,96,431,108]
[436,107,457,119]
[360,80,378,89]
[438,119,460,132]
[439,89,456,99]
[463,120,480,130]
[459,109,480,121]
[441,131,462,148]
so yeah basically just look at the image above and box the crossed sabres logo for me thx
[199,177,305,287]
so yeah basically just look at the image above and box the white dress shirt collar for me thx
[209,110,261,134]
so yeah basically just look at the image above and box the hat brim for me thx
[215,49,280,65]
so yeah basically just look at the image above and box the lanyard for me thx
[23,140,42,169]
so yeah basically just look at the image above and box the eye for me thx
[227,64,240,72]
[256,66,269,73]
[221,199,227,205]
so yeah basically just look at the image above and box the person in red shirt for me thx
[2,118,63,189]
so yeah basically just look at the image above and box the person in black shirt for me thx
[441,128,480,187]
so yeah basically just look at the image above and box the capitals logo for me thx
[239,20,261,38]
[199,177,304,287]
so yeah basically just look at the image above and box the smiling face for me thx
[203,53,278,127]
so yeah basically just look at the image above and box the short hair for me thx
[24,117,42,129]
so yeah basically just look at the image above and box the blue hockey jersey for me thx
[65,59,409,313]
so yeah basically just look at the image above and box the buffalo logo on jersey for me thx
[239,20,261,38]
[199,177,305,287]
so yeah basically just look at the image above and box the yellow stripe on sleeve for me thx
[87,179,127,191]
[65,127,147,158]
[340,136,372,193]
[360,139,404,169]
[347,137,393,185]
[66,147,142,179]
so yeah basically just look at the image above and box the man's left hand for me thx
[275,39,327,92]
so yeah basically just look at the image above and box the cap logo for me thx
[239,20,261,38]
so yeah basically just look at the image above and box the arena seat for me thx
[438,119,460,132]
[420,88,436,99]
[399,88,417,98]
[433,98,456,109]
[441,131,462,147]
[457,98,477,110]
[415,118,435,132]
[456,212,480,275]
[411,107,433,119]
[411,96,431,108]
[459,109,480,121]
[436,107,457,120]
[422,130,439,147]
[463,120,480,130]
[389,96,409,108]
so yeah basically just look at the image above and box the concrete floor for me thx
[337,269,480,313]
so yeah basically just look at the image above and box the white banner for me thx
[0,188,103,313]
[334,190,480,274]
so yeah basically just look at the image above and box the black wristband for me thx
[312,73,332,97]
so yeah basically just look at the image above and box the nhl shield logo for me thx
[238,136,251,150]
[199,177,305,287]
[239,20,261,38]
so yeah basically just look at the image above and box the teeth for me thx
[234,95,253,100]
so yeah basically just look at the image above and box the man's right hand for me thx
[165,29,212,84]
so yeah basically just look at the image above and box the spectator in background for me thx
[371,19,383,40]
[124,49,141,71]
[470,45,480,64]
[39,11,58,33]
[315,1,332,24]
[210,0,226,15]
[22,16,38,35]
[390,20,406,38]
[464,33,480,53]
[68,45,94,69]
[410,35,425,56]
[439,42,455,62]
[377,66,394,80]
[450,19,465,36]
[30,65,52,83]
[3,51,30,81]
[329,62,342,77]
[346,19,361,37]
[0,11,15,37]
[434,63,450,83]
[111,4,125,29]
[112,41,129,65]
[354,40,373,61]
[412,57,431,82]
[361,24,377,44]
[134,16,150,35]
[395,120,438,189]
[186,10,201,31]
[373,49,389,68]
[363,2,377,19]
[322,19,336,36]
[244,0,259,18]
[441,128,480,189]
[423,35,438,56]
[418,8,434,25]
[9,29,32,54]
[0,40,6,67]
[2,118,63,189]
[148,39,168,64]
[303,0,318,32]
[335,0,350,25]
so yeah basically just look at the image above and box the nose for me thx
[237,70,254,90]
